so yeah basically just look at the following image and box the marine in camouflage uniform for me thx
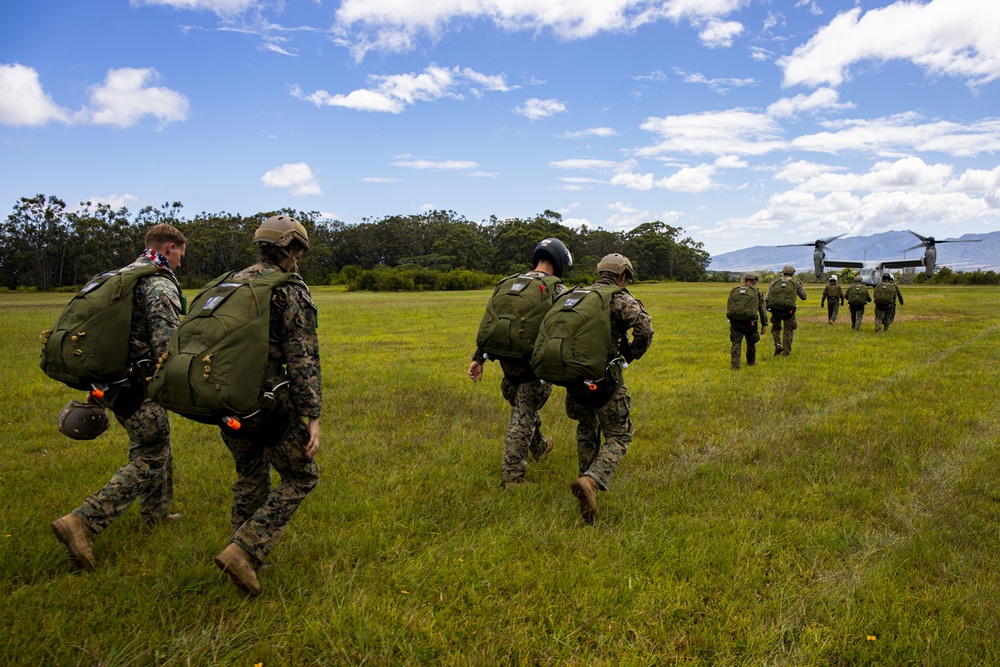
[846,276,871,331]
[472,287,567,487]
[52,224,187,570]
[469,239,573,488]
[729,272,768,370]
[214,215,321,596]
[873,275,904,332]
[821,277,844,324]
[566,255,653,524]
[766,266,808,356]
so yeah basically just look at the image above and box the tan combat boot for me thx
[570,475,600,525]
[51,513,96,570]
[215,543,262,596]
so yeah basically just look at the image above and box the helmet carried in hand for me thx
[57,400,110,440]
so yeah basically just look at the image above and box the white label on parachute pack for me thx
[203,296,224,311]
[509,282,527,292]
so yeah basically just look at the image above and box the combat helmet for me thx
[782,264,796,276]
[882,272,892,281]
[57,400,110,440]
[829,275,838,283]
[744,271,758,281]
[532,238,573,278]
[854,275,863,283]
[597,253,636,281]
[254,215,310,251]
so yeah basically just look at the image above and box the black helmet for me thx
[882,272,892,281]
[57,400,110,440]
[532,238,573,277]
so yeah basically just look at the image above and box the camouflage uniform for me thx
[846,283,871,331]
[565,275,653,490]
[766,276,808,356]
[821,282,844,323]
[874,283,904,332]
[220,261,321,566]
[74,256,182,532]
[729,283,767,370]
[473,271,568,485]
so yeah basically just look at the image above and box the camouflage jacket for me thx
[591,275,654,361]
[472,270,569,375]
[125,256,183,364]
[756,287,769,327]
[232,261,322,419]
[822,283,844,305]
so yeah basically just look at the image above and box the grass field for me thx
[2,282,999,665]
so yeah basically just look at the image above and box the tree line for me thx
[0,195,712,290]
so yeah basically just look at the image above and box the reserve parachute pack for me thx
[147,269,306,426]
[767,278,798,312]
[847,284,869,307]
[40,264,172,391]
[476,273,562,361]
[873,282,896,309]
[726,284,759,321]
[530,284,623,385]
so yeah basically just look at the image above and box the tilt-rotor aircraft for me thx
[780,231,982,286]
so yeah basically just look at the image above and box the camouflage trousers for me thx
[565,383,632,491]
[771,313,798,355]
[221,416,319,566]
[499,375,553,485]
[826,301,841,323]
[729,320,760,369]
[850,306,865,331]
[75,397,173,534]
[874,306,894,332]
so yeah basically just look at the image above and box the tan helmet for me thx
[597,253,635,281]
[254,215,309,250]
[744,270,758,281]
[782,264,795,276]
[854,275,863,282]
[57,400,110,440]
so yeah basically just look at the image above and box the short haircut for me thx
[145,223,187,248]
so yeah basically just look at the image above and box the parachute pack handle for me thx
[89,359,155,398]
[219,379,292,431]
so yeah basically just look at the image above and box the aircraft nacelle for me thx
[924,245,936,276]
[813,247,825,278]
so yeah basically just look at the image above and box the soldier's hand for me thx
[468,361,483,382]
[304,418,320,458]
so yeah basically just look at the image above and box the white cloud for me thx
[79,193,140,211]
[638,109,784,157]
[0,64,72,126]
[360,176,402,183]
[549,158,621,171]
[611,154,746,193]
[391,157,478,170]
[80,68,189,128]
[792,114,1000,158]
[767,87,854,118]
[560,127,619,139]
[604,200,651,230]
[131,0,258,15]
[261,162,322,196]
[335,0,747,57]
[698,19,743,48]
[779,0,1000,89]
[674,68,756,93]
[291,65,512,113]
[515,98,567,121]
[774,160,845,184]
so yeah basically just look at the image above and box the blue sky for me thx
[2,0,999,255]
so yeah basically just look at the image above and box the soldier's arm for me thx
[896,286,903,305]
[144,276,182,361]
[757,292,768,327]
[615,294,653,360]
[797,282,808,300]
[279,285,323,419]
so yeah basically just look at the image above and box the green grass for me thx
[2,283,999,665]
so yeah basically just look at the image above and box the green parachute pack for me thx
[147,269,306,425]
[476,273,562,361]
[767,278,798,311]
[847,284,869,307]
[530,284,623,385]
[40,264,175,391]
[726,284,759,321]
[873,282,896,308]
